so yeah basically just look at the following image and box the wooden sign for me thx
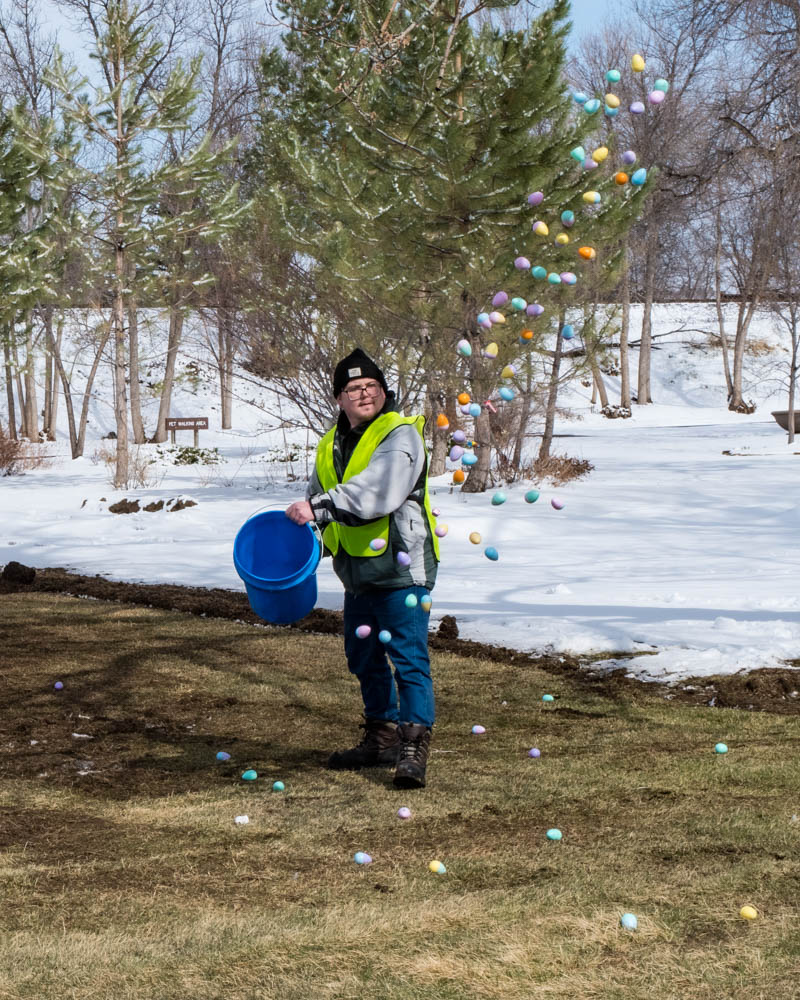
[166,416,208,445]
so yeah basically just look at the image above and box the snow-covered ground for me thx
[2,303,799,684]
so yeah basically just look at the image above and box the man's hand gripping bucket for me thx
[233,507,322,624]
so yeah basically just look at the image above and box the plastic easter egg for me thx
[583,98,601,113]
[528,190,544,206]
[547,272,562,284]
[234,814,249,825]
[468,531,482,545]
[511,297,527,312]
[354,852,372,865]
[468,403,481,417]
[272,780,285,792]
[653,78,669,92]
[397,807,412,819]
[546,828,562,841]
[514,256,531,270]
[54,681,64,691]
[605,104,619,117]
[629,101,645,114]
[560,272,577,285]
[355,624,371,639]
[431,507,440,517]
[570,145,586,162]
[648,89,665,105]
[459,403,471,415]
[428,860,446,874]
[620,913,638,930]
[485,341,499,357]
[531,265,547,279]
[434,523,449,538]
[578,246,596,260]
[605,93,620,109]
[420,595,432,611]
[583,158,598,171]
[524,489,540,503]
[472,725,486,734]
[457,391,470,405]
[477,312,491,327]
[404,594,418,608]
[449,445,464,462]
[436,413,449,428]
[606,68,621,82]
[501,364,515,378]
[556,233,570,245]
[462,453,478,467]
[369,537,387,551]
[527,302,545,316]
[572,91,589,104]
[631,168,647,186]
[622,149,637,164]
[452,430,466,443]
[484,547,499,561]
[582,191,601,204]
[631,53,645,71]
[453,469,465,484]
[378,629,392,643]
[491,291,508,308]
[396,551,411,567]
[542,694,555,702]
[532,220,549,236]
[561,325,575,340]
[739,905,758,921]
[520,329,534,341]
[241,769,258,781]
[715,742,728,754]
[499,387,514,401]
[492,491,507,506]
[551,498,564,510]
[561,209,575,227]
[456,338,472,357]
[615,172,629,185]
[528,747,541,758]
[216,751,231,761]
[593,146,609,163]
[488,311,506,324]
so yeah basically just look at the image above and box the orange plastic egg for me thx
[452,469,466,484]
[615,172,629,185]
[521,329,534,340]
[436,413,449,428]
[578,246,596,260]
[457,392,470,405]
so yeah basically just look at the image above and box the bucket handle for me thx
[244,502,323,550]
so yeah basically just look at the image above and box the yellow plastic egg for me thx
[555,233,570,245]
[485,342,498,357]
[604,94,620,108]
[533,221,549,236]
[469,531,482,545]
[632,53,645,72]
[739,905,758,921]
[582,191,601,203]
[592,146,609,163]
[501,364,515,378]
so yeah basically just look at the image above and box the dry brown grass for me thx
[533,451,594,485]
[0,592,798,999]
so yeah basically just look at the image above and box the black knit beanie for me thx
[332,348,389,397]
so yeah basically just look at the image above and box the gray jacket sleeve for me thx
[308,425,425,527]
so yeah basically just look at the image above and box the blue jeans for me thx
[343,586,435,728]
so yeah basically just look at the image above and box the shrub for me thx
[532,452,594,486]
[0,426,22,476]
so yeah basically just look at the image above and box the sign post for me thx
[165,417,209,448]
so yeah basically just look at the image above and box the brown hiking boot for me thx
[327,718,402,770]
[393,723,431,789]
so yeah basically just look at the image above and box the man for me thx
[286,348,439,788]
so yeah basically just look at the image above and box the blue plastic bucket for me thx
[233,510,321,624]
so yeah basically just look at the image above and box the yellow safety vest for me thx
[315,413,440,560]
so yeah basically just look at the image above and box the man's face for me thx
[337,378,386,427]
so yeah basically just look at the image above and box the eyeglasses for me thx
[342,381,382,399]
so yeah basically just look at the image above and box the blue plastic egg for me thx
[606,69,621,83]
[572,91,589,104]
[653,78,669,92]
[547,273,562,284]
[561,325,575,340]
[420,596,432,612]
[531,265,547,279]
[405,594,418,608]
[477,312,490,326]
[378,629,392,644]
[511,296,527,311]
[620,913,638,930]
[542,694,554,703]
[468,403,481,417]
[241,769,258,781]
[216,751,231,762]
[272,780,285,792]
[484,547,499,561]
[561,210,575,227]
[583,98,601,113]
[525,489,540,503]
[354,852,372,865]
[462,452,478,466]
[715,742,728,754]
[546,828,562,841]
[570,145,586,162]
[631,167,647,186]
[457,339,472,356]
[491,491,507,506]
[499,387,514,401]
[605,105,619,117]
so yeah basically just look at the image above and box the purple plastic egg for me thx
[648,89,665,105]
[528,747,541,758]
[622,150,636,165]
[551,498,565,510]
[449,445,464,461]
[53,681,64,691]
[527,191,544,206]
[356,624,371,639]
[560,272,577,285]
[452,429,466,443]
[491,291,509,308]
[396,551,412,567]
[514,256,531,270]
[526,303,545,317]
[629,101,645,114]
[583,158,598,170]
[460,404,472,415]
[431,508,441,516]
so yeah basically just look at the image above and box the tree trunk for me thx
[619,245,632,409]
[42,308,55,441]
[152,305,185,443]
[592,364,610,409]
[217,306,235,430]
[539,310,566,463]
[426,384,449,477]
[128,302,147,443]
[112,249,130,488]
[12,336,28,439]
[460,406,492,492]
[23,319,38,441]
[637,226,657,405]
[3,335,18,440]
[714,211,733,399]
[788,306,798,446]
[510,356,534,473]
